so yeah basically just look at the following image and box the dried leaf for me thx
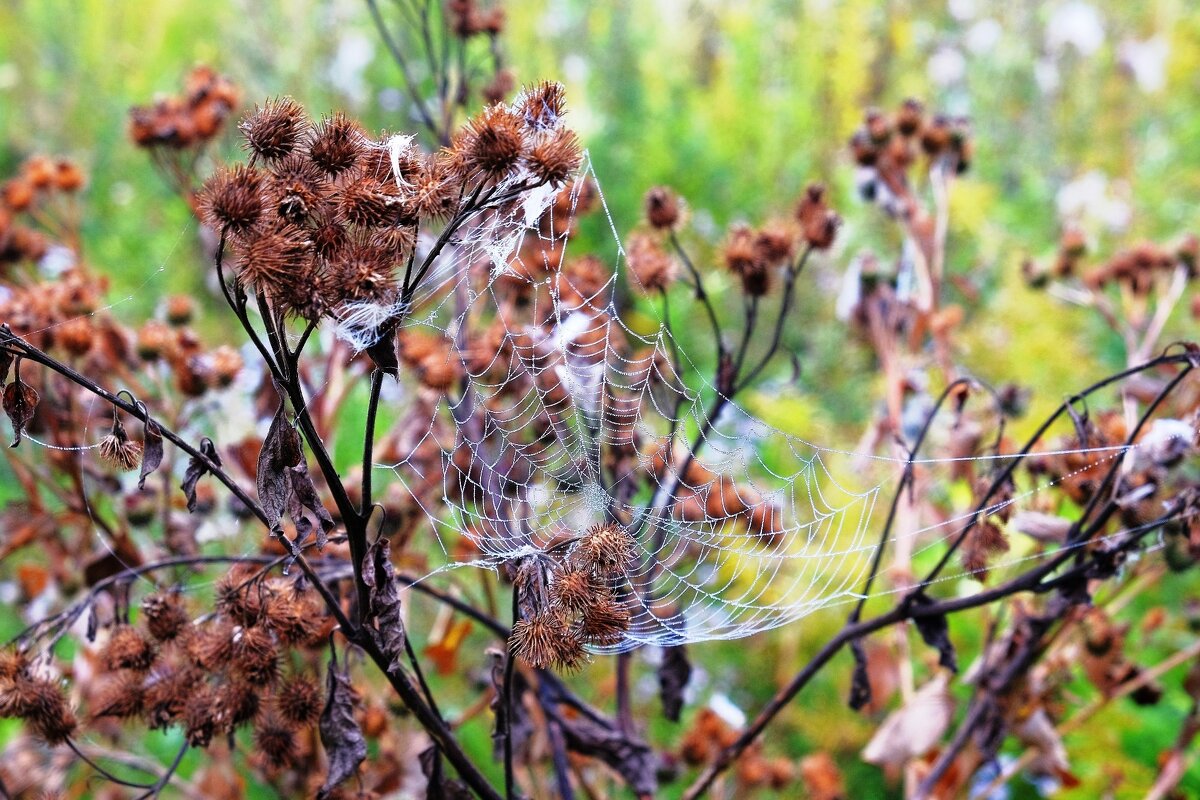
[366,319,401,378]
[657,644,692,722]
[362,536,406,672]
[182,438,221,513]
[289,461,335,548]
[4,372,38,447]
[318,653,368,799]
[558,713,657,796]
[862,672,954,766]
[137,419,164,491]
[419,745,471,800]
[848,637,872,710]
[0,347,12,386]
[911,592,957,673]
[257,403,302,534]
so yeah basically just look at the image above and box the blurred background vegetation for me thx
[2,0,1199,796]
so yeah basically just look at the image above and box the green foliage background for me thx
[1,1,1199,797]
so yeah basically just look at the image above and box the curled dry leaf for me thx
[257,402,303,534]
[362,535,406,672]
[862,672,954,767]
[911,592,958,673]
[3,372,38,447]
[137,418,164,490]
[657,643,693,722]
[317,653,368,799]
[181,438,222,512]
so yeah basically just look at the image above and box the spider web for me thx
[365,143,1163,653]
[1,103,1174,652]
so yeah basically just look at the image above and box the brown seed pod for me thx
[198,164,264,233]
[527,127,582,186]
[240,98,307,161]
[644,186,681,230]
[461,103,526,179]
[232,626,279,685]
[90,671,145,720]
[509,609,585,670]
[254,716,298,770]
[308,112,368,176]
[550,566,600,613]
[101,625,156,672]
[576,592,632,646]
[275,674,323,727]
[141,593,189,642]
[575,523,636,576]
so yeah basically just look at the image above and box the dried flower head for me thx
[141,593,189,642]
[183,684,220,747]
[575,592,632,646]
[199,164,264,233]
[575,523,636,576]
[509,609,584,669]
[102,625,156,672]
[308,112,368,176]
[9,677,77,744]
[644,186,681,230]
[275,674,323,727]
[550,566,601,613]
[240,98,307,161]
[461,104,526,179]
[217,678,262,728]
[795,184,840,250]
[90,672,145,720]
[254,716,298,770]
[627,233,678,292]
[232,626,280,685]
[521,81,567,133]
[527,127,582,186]
[98,418,142,472]
[723,224,762,277]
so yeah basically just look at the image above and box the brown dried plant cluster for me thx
[4,10,1200,800]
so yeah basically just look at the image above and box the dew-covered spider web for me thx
[3,99,1180,652]
[357,139,1170,653]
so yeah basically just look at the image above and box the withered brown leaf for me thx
[657,644,692,722]
[4,371,38,447]
[362,535,406,672]
[137,418,164,491]
[181,438,221,513]
[317,652,368,799]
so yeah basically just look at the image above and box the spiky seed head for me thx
[254,716,298,770]
[232,626,279,685]
[575,523,635,576]
[101,625,156,672]
[576,592,632,646]
[198,165,263,233]
[240,98,307,161]
[461,104,526,179]
[527,127,581,186]
[308,112,367,176]
[275,674,323,727]
[550,566,599,613]
[520,82,566,133]
[141,593,189,642]
[509,610,584,670]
